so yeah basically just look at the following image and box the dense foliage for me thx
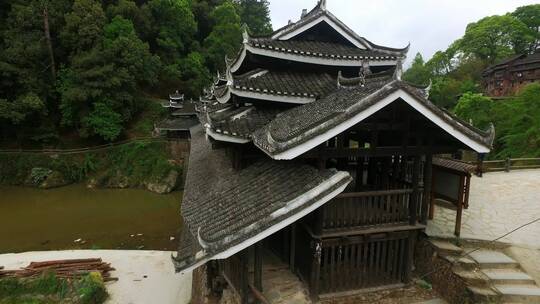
[454,84,540,158]
[0,141,180,187]
[403,4,539,109]
[0,0,272,144]
[403,4,540,157]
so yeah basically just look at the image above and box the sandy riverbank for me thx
[0,250,192,304]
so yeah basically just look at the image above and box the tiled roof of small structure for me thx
[203,104,281,139]
[433,157,477,174]
[252,73,494,157]
[232,69,336,99]
[173,126,351,272]
[247,39,400,61]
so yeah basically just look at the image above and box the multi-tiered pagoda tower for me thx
[174,1,494,303]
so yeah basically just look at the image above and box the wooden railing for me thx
[481,158,540,173]
[317,230,413,294]
[321,189,414,232]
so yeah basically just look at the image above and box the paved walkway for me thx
[426,170,540,249]
[0,250,192,304]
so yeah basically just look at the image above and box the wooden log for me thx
[249,283,270,304]
[28,258,102,268]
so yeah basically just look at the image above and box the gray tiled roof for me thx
[264,1,408,56]
[252,74,494,157]
[233,69,336,99]
[202,104,281,140]
[433,157,477,174]
[248,39,400,61]
[173,126,351,272]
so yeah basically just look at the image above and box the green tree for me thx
[192,0,225,42]
[105,0,153,41]
[454,92,493,130]
[512,4,540,52]
[499,83,540,157]
[428,77,463,109]
[61,0,106,52]
[204,1,242,72]
[144,0,197,61]
[459,14,534,63]
[0,93,45,125]
[403,53,431,86]
[83,102,123,141]
[235,0,272,35]
[59,16,159,141]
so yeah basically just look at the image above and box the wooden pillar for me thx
[355,156,364,191]
[454,175,465,237]
[254,242,263,295]
[290,224,296,272]
[429,167,437,220]
[233,146,243,170]
[404,230,416,283]
[476,153,485,177]
[382,157,391,190]
[309,240,322,301]
[240,250,249,304]
[392,155,400,188]
[409,156,421,226]
[422,154,433,224]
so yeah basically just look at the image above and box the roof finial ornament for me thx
[393,58,403,81]
[361,60,372,76]
[197,227,210,250]
[319,0,327,11]
[424,79,432,98]
[241,23,249,44]
[301,9,308,19]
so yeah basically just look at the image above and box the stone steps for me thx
[483,269,536,285]
[429,242,540,304]
[430,240,463,256]
[468,250,520,269]
[494,284,540,304]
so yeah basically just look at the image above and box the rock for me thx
[106,171,130,189]
[39,171,70,189]
[145,170,179,194]
[86,177,99,189]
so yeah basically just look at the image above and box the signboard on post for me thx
[430,158,475,237]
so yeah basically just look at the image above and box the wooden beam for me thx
[455,175,465,237]
[422,154,433,224]
[301,146,458,159]
[290,224,296,272]
[254,242,263,295]
[310,240,322,301]
[249,283,270,304]
[404,230,416,283]
[410,156,421,226]
[240,250,249,304]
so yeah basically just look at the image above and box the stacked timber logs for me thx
[0,258,117,282]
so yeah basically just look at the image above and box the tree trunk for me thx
[42,5,56,80]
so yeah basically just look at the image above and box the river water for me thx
[0,184,182,253]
